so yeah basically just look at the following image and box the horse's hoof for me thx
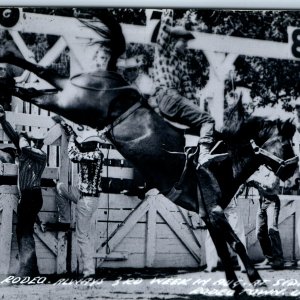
[233,286,245,298]
[253,279,267,289]
[247,269,265,286]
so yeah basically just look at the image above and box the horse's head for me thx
[223,100,299,181]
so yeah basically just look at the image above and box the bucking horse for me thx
[0,9,298,296]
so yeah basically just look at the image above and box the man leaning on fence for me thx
[54,117,104,279]
[0,105,47,276]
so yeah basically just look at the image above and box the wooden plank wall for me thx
[95,193,206,269]
[1,104,300,274]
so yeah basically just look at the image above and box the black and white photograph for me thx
[0,5,300,299]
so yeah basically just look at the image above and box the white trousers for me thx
[76,196,99,276]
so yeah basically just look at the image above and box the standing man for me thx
[0,105,47,276]
[151,9,227,166]
[55,117,103,278]
[247,165,284,270]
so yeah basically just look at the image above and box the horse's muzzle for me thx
[275,156,299,181]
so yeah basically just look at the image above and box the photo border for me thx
[0,2,299,299]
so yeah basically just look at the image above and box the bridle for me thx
[250,136,298,181]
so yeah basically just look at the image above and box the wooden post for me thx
[204,52,238,130]
[0,194,17,275]
[295,198,300,261]
[145,196,157,267]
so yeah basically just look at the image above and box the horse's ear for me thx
[223,95,245,136]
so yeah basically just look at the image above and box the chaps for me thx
[17,188,43,276]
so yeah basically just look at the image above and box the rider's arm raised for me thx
[0,105,20,149]
[156,9,173,52]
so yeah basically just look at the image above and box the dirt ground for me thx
[0,267,300,300]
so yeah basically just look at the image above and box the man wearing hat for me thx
[0,105,47,276]
[151,9,227,166]
[54,116,104,278]
[118,56,154,99]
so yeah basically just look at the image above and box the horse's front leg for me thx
[203,217,245,297]
[215,213,267,289]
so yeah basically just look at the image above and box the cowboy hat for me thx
[80,135,106,144]
[170,26,195,40]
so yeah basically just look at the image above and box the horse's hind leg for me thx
[203,217,245,296]
[210,208,266,288]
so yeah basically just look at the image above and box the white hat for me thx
[80,135,106,143]
[76,129,106,144]
[170,26,195,40]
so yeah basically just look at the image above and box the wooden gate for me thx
[94,191,205,269]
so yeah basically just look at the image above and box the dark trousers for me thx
[256,195,284,264]
[16,188,43,276]
[156,89,214,143]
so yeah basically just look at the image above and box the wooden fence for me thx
[0,106,206,275]
[0,103,299,275]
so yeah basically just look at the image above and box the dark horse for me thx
[0,10,298,295]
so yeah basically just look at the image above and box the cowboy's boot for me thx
[198,122,228,167]
[269,228,284,270]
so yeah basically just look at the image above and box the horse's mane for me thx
[222,101,296,143]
